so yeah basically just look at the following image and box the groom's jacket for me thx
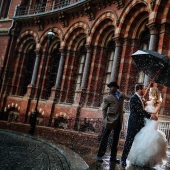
[127,94,151,133]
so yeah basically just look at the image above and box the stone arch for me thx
[16,30,39,49]
[67,29,86,50]
[39,27,63,45]
[92,20,114,46]
[89,11,118,45]
[155,0,170,23]
[18,36,36,52]
[118,1,149,38]
[64,21,89,41]
[4,103,21,122]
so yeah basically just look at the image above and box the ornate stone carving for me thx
[96,0,124,11]
[83,3,95,21]
[112,37,123,47]
[85,45,92,53]
[150,0,156,10]
[34,17,44,31]
[58,12,68,27]
[147,22,160,35]
[113,0,124,9]
[59,48,66,56]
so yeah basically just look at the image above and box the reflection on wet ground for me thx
[0,129,169,170]
[90,152,170,170]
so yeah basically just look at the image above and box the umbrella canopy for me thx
[131,50,170,88]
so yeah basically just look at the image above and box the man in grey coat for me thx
[97,81,129,163]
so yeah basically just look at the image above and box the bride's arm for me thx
[150,102,162,114]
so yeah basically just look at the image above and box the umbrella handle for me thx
[143,68,162,98]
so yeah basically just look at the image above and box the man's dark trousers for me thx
[97,118,121,159]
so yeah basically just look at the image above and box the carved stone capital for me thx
[147,22,160,35]
[85,45,92,53]
[112,37,123,47]
[59,48,66,56]
[160,22,170,34]
[83,3,95,21]
[35,50,40,57]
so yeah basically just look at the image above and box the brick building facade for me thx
[0,0,170,129]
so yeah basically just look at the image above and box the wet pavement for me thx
[0,129,170,170]
[0,129,89,170]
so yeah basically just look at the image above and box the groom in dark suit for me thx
[121,84,158,168]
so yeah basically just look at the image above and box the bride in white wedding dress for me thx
[127,87,167,168]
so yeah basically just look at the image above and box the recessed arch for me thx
[89,11,117,45]
[117,1,149,37]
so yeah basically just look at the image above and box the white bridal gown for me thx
[127,105,167,168]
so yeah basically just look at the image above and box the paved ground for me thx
[0,130,72,170]
[0,129,170,170]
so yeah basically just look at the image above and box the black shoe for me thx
[97,157,103,163]
[110,157,120,164]
[121,161,127,167]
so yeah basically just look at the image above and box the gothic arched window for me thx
[20,45,36,95]
[73,45,86,101]
[103,40,115,93]
[43,48,61,99]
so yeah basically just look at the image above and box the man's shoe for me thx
[120,161,127,167]
[110,157,120,164]
[97,157,103,163]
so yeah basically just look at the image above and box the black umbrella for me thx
[131,50,170,90]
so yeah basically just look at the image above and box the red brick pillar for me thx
[157,23,170,115]
[59,50,75,103]
[118,37,132,92]
[125,39,140,95]
[85,46,104,107]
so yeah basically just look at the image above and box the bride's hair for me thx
[149,87,161,107]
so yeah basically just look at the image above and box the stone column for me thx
[110,37,123,82]
[31,51,40,85]
[55,49,66,88]
[81,45,92,89]
[144,23,160,86]
[24,51,40,98]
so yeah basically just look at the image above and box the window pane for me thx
[77,75,81,84]
[137,71,144,83]
[142,43,148,50]
[81,55,85,63]
[110,51,114,60]
[106,74,110,84]
[107,60,113,72]
[79,63,83,73]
